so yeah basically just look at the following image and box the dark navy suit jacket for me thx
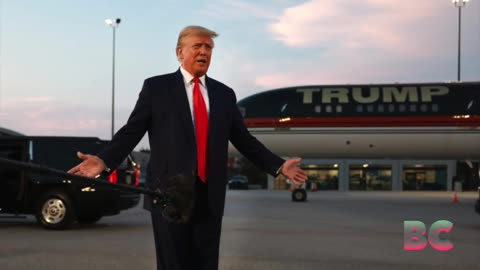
[98,69,284,217]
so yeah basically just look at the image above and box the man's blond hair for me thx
[176,25,218,60]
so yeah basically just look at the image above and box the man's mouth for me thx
[196,59,207,64]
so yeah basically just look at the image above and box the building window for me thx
[432,104,439,112]
[336,105,342,113]
[315,105,321,113]
[378,104,384,112]
[349,164,392,191]
[301,164,339,190]
[402,165,447,191]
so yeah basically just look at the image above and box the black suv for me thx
[0,136,141,230]
[228,175,249,190]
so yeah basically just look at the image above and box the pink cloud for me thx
[254,55,411,89]
[268,0,446,54]
[250,0,473,89]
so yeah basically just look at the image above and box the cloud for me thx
[204,0,478,95]
[251,0,479,89]
[268,0,443,54]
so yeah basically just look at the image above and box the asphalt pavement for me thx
[0,190,478,270]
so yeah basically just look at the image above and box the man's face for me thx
[177,34,214,77]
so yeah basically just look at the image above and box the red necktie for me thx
[193,77,209,182]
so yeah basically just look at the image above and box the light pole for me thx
[452,0,469,81]
[105,18,121,139]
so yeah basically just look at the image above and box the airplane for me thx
[230,81,480,160]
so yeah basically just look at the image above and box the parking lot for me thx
[0,190,479,270]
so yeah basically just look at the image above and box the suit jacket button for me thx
[153,199,157,204]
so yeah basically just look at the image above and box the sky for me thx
[0,0,479,150]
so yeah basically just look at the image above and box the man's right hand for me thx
[67,151,106,178]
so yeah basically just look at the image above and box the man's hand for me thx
[280,158,308,186]
[67,152,106,178]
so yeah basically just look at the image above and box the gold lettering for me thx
[352,87,380,103]
[421,86,449,102]
[383,87,419,103]
[296,88,320,104]
[322,88,349,103]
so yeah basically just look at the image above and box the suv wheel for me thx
[292,188,307,202]
[35,190,75,230]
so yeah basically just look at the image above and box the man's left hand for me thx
[280,158,308,186]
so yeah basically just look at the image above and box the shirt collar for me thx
[180,66,206,86]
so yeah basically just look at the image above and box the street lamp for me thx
[452,0,469,81]
[105,18,121,139]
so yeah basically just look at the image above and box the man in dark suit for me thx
[68,25,307,270]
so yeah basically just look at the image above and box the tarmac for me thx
[0,190,479,270]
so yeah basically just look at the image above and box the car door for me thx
[0,139,28,212]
